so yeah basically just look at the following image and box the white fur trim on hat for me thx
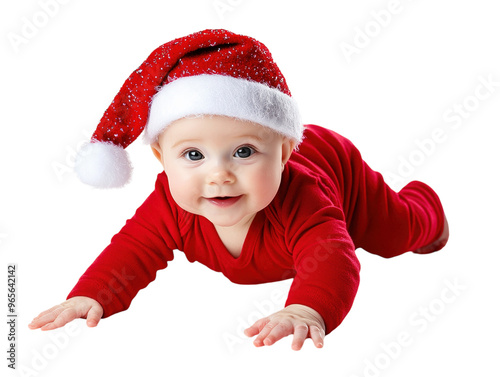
[74,142,132,188]
[143,74,303,144]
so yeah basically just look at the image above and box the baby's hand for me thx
[244,304,326,350]
[28,296,103,331]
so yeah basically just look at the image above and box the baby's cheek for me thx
[255,168,281,204]
[168,176,199,207]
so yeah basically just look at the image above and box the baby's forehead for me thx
[161,115,283,144]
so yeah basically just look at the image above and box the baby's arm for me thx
[246,176,361,349]
[28,296,103,331]
[30,176,178,332]
[244,304,325,350]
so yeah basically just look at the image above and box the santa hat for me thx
[74,29,302,188]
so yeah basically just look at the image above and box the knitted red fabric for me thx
[68,125,445,334]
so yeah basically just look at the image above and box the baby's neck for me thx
[214,213,256,258]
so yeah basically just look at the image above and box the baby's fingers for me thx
[257,321,294,347]
[28,305,66,330]
[291,323,309,351]
[244,317,269,338]
[86,304,104,327]
[39,307,80,331]
[309,325,325,349]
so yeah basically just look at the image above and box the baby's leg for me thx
[346,153,447,258]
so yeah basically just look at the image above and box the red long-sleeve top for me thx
[67,124,443,334]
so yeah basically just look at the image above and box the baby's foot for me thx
[413,215,449,254]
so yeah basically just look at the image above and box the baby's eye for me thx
[234,146,255,159]
[184,149,204,161]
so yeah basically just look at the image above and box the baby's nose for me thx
[206,167,236,185]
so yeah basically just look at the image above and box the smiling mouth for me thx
[206,195,243,207]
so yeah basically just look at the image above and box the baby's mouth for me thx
[206,195,243,207]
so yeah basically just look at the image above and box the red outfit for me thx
[67,124,445,334]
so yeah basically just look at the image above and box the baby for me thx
[29,29,448,351]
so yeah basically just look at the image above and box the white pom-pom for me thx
[74,142,132,188]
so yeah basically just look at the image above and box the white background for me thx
[1,0,499,376]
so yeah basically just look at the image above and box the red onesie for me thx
[67,124,445,334]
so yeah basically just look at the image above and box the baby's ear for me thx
[151,142,163,163]
[281,138,296,165]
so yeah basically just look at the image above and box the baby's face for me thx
[152,115,294,228]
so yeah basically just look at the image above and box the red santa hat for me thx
[75,29,303,188]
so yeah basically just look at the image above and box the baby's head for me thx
[151,115,295,227]
[74,29,303,196]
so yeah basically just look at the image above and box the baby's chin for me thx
[174,196,271,227]
[204,212,256,228]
